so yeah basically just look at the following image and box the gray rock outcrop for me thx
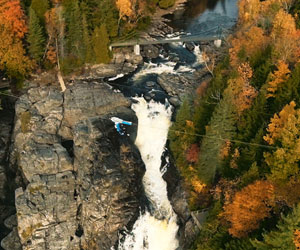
[2,82,145,250]
[74,118,144,249]
[157,72,199,102]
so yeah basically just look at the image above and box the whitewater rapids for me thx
[118,98,179,250]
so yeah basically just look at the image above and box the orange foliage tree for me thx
[238,0,260,25]
[116,0,136,25]
[226,63,258,116]
[220,140,231,160]
[294,229,300,249]
[222,180,275,238]
[45,8,58,63]
[0,0,33,77]
[264,101,300,182]
[267,60,291,98]
[186,143,199,163]
[271,9,300,63]
[229,26,269,67]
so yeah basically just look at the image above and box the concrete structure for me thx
[110,34,223,55]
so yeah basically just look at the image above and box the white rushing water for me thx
[118,98,179,250]
[132,59,193,81]
[193,45,204,66]
[116,38,206,250]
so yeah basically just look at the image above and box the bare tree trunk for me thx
[56,38,66,92]
[57,5,65,59]
[117,16,122,36]
[42,35,52,60]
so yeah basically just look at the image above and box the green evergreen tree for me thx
[195,201,230,250]
[63,0,84,59]
[92,25,111,64]
[193,56,229,136]
[252,203,300,250]
[30,0,49,25]
[271,63,300,114]
[82,11,93,62]
[225,238,255,250]
[196,90,237,184]
[27,8,45,62]
[168,97,194,176]
[81,0,118,37]
[93,0,119,37]
[237,84,269,143]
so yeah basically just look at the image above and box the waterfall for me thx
[118,98,179,250]
[193,45,204,66]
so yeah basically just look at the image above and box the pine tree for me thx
[196,90,237,184]
[30,0,49,25]
[252,203,300,249]
[272,63,300,113]
[225,238,255,250]
[169,97,194,156]
[63,0,83,59]
[92,24,111,64]
[97,0,119,37]
[27,8,45,62]
[82,11,93,62]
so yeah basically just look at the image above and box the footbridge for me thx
[110,26,224,55]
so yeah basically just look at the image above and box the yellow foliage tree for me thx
[267,60,291,98]
[116,0,135,23]
[271,9,300,63]
[238,0,260,25]
[227,63,258,116]
[264,101,300,182]
[294,229,300,249]
[230,26,269,67]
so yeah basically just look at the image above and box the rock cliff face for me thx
[3,82,145,250]
[0,105,20,250]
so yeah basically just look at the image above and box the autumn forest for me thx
[0,0,174,81]
[169,0,300,249]
[2,0,300,249]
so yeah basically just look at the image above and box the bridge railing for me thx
[110,25,225,48]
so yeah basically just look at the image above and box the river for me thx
[114,0,238,249]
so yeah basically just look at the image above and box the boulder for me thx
[169,96,181,107]
[4,214,17,230]
[1,227,22,250]
[113,53,126,64]
[184,42,195,52]
[157,73,197,98]
[141,45,160,59]
[146,81,156,88]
